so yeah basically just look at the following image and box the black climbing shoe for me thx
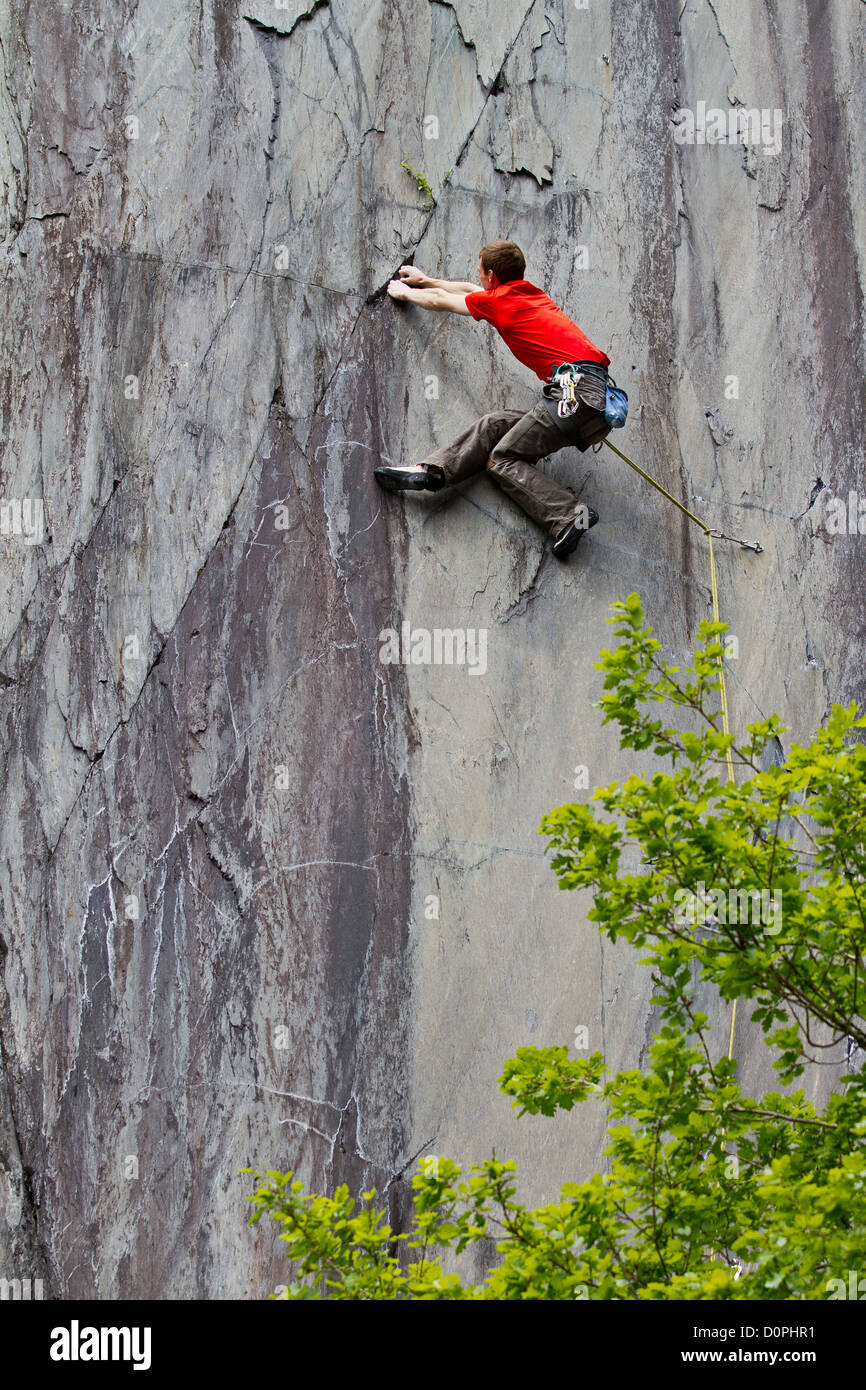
[374,464,445,493]
[552,505,598,560]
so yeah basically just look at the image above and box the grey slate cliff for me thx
[0,0,864,1297]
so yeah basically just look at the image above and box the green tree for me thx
[245,595,866,1299]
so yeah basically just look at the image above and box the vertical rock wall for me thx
[0,0,863,1296]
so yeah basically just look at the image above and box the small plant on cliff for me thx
[245,595,866,1299]
[400,158,436,207]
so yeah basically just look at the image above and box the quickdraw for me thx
[552,363,582,418]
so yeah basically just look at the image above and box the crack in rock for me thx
[242,0,331,41]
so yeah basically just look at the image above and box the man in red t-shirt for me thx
[375,239,612,559]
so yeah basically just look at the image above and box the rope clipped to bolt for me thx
[602,437,764,1060]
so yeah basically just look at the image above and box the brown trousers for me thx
[420,383,610,538]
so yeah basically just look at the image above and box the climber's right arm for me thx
[387,280,471,314]
[397,264,482,294]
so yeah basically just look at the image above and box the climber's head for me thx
[478,240,526,290]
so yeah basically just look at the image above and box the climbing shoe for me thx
[374,464,445,493]
[552,505,598,560]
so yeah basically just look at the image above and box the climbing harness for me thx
[549,360,629,429]
[601,437,765,1064]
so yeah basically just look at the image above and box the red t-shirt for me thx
[464,279,609,380]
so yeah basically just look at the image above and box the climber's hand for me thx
[397,264,430,287]
[387,279,412,301]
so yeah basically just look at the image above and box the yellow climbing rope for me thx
[602,438,742,1057]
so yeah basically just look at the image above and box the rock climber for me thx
[375,239,613,559]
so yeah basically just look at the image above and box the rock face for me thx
[0,0,864,1298]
